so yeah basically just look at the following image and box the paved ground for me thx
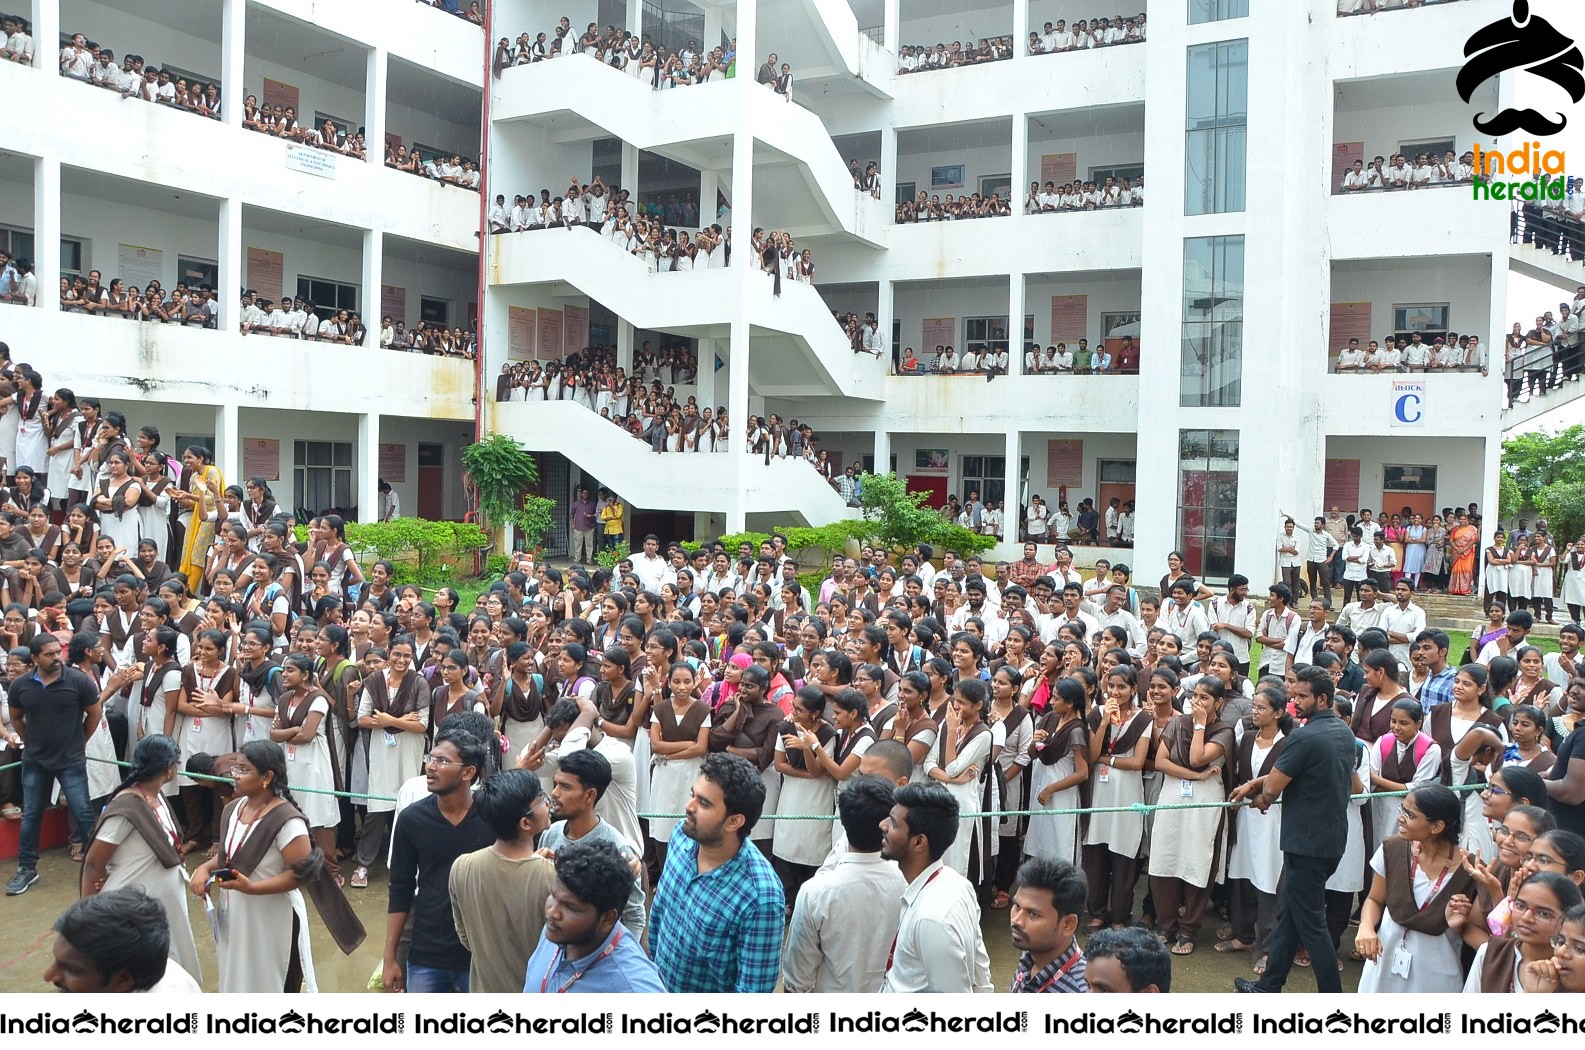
[0,844,1364,994]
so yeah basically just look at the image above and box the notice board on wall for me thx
[242,438,280,481]
[537,308,563,359]
[245,247,285,304]
[507,306,537,360]
[1046,440,1084,487]
[1330,302,1373,364]
[379,443,407,483]
[1332,142,1364,191]
[262,78,299,116]
[1040,153,1077,187]
[1324,458,1361,510]
[380,285,406,324]
[563,304,588,352]
[1049,295,1088,346]
[921,317,954,352]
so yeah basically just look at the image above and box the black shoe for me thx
[1233,977,1268,994]
[6,868,39,895]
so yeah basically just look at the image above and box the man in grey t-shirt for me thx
[539,749,647,939]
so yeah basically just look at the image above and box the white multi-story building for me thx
[7,0,1569,588]
[489,0,1552,586]
[2,0,485,522]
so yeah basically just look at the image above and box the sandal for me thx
[989,891,1011,910]
[0,804,19,820]
[1214,938,1253,954]
[69,842,86,863]
[1086,917,1106,931]
[350,867,369,889]
[1295,949,1312,968]
[1252,956,1268,976]
[1215,925,1235,941]
[1170,936,1196,956]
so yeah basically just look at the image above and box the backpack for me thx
[1378,731,1433,769]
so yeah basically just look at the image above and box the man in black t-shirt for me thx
[1230,666,1356,993]
[1544,681,1585,837]
[6,636,101,896]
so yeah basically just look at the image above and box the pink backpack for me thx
[1378,731,1433,769]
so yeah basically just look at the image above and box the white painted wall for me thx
[1323,435,1487,516]
[896,134,1012,200]
[1332,97,1480,174]
[886,271,1140,352]
[1025,271,1142,347]
[1025,126,1144,184]
[387,98,480,161]
[1329,256,1494,360]
[66,0,220,82]
[899,5,1014,46]
[244,53,366,134]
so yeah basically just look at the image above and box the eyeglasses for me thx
[1551,934,1585,955]
[1494,825,1537,845]
[1511,898,1560,924]
[229,765,257,776]
[423,753,459,769]
[1482,784,1510,797]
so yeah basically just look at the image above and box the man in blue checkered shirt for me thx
[649,753,785,993]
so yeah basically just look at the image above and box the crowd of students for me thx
[493,18,737,91]
[1333,332,1487,374]
[1336,0,1475,14]
[1337,149,1478,192]
[56,271,219,327]
[57,29,222,118]
[4,462,1582,994]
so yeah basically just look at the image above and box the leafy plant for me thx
[1501,426,1585,532]
[296,518,491,585]
[854,472,996,557]
[459,435,555,551]
[1536,481,1585,547]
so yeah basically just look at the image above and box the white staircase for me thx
[491,400,850,524]
[491,226,883,399]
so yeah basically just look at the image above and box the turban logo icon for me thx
[1459,0,1584,136]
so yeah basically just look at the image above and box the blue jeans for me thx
[18,762,98,871]
[406,963,470,993]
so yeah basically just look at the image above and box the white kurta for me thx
[1025,737,1082,865]
[772,740,837,867]
[924,727,995,877]
[211,812,316,993]
[1227,736,1284,895]
[1356,846,1465,994]
[95,806,201,981]
[283,695,340,828]
[355,685,428,815]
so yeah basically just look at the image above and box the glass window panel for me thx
[1177,430,1240,581]
[332,442,353,467]
[1185,44,1220,128]
[1190,0,1249,22]
[333,469,352,510]
[1180,322,1244,407]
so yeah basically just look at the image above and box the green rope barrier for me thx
[0,761,18,775]
[635,780,1490,821]
[84,756,400,804]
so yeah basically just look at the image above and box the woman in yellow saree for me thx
[1447,512,1480,596]
[174,444,224,592]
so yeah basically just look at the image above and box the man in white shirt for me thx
[1335,338,1365,372]
[1336,579,1386,638]
[878,782,992,993]
[1256,583,1298,677]
[266,299,291,336]
[2,17,34,65]
[1545,624,1582,684]
[285,297,309,339]
[488,194,510,234]
[1207,575,1257,674]
[1354,510,1380,545]
[89,48,119,88]
[1379,580,1426,669]
[630,534,674,593]
[1285,596,1331,670]
[58,32,92,80]
[1476,610,1532,665]
[1300,515,1338,603]
[1275,517,1303,595]
[861,314,885,359]
[1341,160,1371,193]
[1366,532,1397,591]
[1161,581,1211,648]
[783,777,906,992]
[1094,585,1144,655]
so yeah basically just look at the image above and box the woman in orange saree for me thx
[1447,513,1480,596]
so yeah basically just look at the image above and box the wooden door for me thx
[906,474,949,509]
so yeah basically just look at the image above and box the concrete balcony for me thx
[490,226,883,399]
[883,46,1147,131]
[873,208,1145,282]
[2,64,479,254]
[1330,0,1506,80]
[782,372,1141,434]
[1319,371,1500,436]
[2,307,475,420]
[492,60,886,245]
[491,399,850,524]
[1328,185,1494,261]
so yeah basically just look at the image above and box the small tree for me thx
[855,472,996,557]
[459,434,555,552]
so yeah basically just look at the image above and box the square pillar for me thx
[620,142,639,202]
[221,0,245,130]
[1004,430,1021,538]
[364,47,387,160]
[873,429,890,476]
[700,169,719,229]
[217,198,243,330]
[1008,273,1025,376]
[879,127,898,213]
[883,0,900,52]
[362,228,384,338]
[1012,1,1028,63]
[695,337,717,409]
[877,278,895,371]
[1009,113,1028,216]
[704,4,723,49]
[32,156,59,302]
[214,403,240,483]
[32,0,58,72]
[616,319,634,373]
[357,413,381,523]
